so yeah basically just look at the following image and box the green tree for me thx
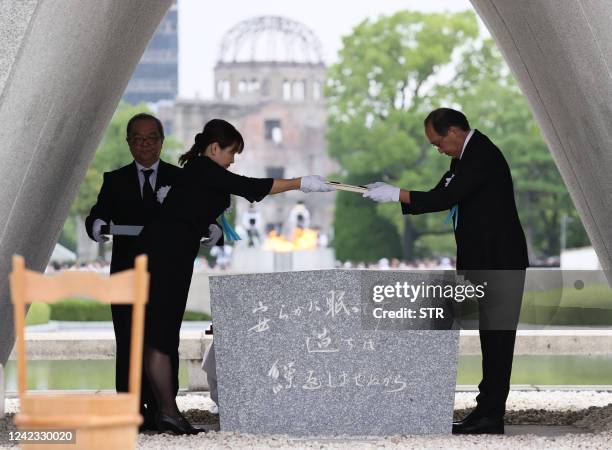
[58,215,77,252]
[333,174,402,262]
[326,11,479,260]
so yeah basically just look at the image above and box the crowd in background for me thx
[46,255,461,274]
[46,253,559,275]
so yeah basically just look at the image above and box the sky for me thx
[177,0,477,99]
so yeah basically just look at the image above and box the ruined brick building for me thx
[173,16,338,239]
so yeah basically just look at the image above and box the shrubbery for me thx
[25,299,211,323]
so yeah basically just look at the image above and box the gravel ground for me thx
[2,391,612,449]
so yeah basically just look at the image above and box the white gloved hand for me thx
[201,224,223,249]
[92,219,109,243]
[363,182,401,203]
[299,175,336,193]
[365,181,388,189]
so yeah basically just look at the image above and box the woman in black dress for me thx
[138,119,334,434]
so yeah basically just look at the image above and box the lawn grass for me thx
[521,283,612,325]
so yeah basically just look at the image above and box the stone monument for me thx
[209,270,459,436]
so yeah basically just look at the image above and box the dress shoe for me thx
[453,409,481,426]
[452,414,504,434]
[139,413,158,433]
[155,412,206,435]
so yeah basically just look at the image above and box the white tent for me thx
[50,243,76,263]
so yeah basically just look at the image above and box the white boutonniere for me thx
[444,174,455,188]
[156,185,171,204]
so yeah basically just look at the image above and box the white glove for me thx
[365,182,388,189]
[92,219,109,243]
[201,224,223,249]
[363,182,401,203]
[299,175,336,193]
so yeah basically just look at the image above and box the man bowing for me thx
[86,113,182,431]
[364,108,528,434]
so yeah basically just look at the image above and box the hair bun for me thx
[194,132,205,145]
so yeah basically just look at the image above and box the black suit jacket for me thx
[402,130,528,270]
[158,155,273,238]
[85,160,182,273]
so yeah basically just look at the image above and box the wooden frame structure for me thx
[9,254,149,449]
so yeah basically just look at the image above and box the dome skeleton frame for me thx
[218,15,324,64]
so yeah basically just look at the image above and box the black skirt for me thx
[137,219,200,354]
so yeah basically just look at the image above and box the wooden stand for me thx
[9,255,149,450]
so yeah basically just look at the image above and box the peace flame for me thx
[263,228,318,252]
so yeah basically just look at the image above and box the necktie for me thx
[142,169,155,208]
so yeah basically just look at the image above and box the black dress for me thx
[137,156,273,354]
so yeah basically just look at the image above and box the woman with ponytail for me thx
[137,118,334,434]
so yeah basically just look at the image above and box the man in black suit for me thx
[86,113,182,431]
[364,108,528,434]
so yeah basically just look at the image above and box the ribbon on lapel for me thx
[442,166,458,230]
[444,205,458,230]
[219,214,241,241]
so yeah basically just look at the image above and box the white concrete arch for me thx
[470,0,612,277]
[0,0,173,364]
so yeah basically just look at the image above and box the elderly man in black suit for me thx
[86,113,182,431]
[364,108,528,434]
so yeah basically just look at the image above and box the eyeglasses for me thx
[128,136,161,146]
[430,140,445,149]
[430,131,452,149]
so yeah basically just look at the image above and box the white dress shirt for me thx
[92,159,160,241]
[459,129,475,160]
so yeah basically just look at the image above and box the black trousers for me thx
[111,304,179,417]
[464,270,526,418]
[475,330,517,418]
